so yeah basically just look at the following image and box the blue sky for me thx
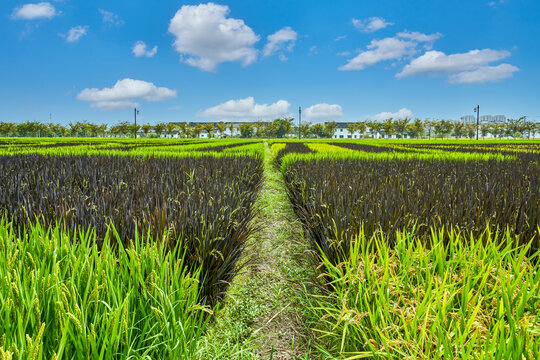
[2,0,540,125]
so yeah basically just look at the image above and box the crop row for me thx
[279,141,540,357]
[0,154,263,306]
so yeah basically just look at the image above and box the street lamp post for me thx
[298,106,302,139]
[474,105,479,140]
[134,107,139,139]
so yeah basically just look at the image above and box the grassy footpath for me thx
[199,141,318,359]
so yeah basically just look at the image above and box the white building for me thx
[460,115,476,123]
[481,115,506,124]
[460,115,506,124]
[330,122,384,139]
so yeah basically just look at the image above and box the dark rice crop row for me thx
[275,142,313,167]
[284,158,539,264]
[328,142,409,153]
[198,142,253,152]
[0,154,263,306]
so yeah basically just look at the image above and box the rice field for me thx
[0,137,539,359]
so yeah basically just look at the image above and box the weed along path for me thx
[200,141,317,359]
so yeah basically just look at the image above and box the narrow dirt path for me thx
[247,141,317,359]
[198,141,317,359]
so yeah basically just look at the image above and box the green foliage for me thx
[0,219,211,359]
[239,123,254,138]
[309,228,540,359]
[275,142,313,167]
[0,154,263,307]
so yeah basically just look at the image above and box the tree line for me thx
[0,117,538,139]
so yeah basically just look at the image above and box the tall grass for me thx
[309,228,540,359]
[0,219,212,359]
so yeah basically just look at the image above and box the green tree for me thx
[203,123,215,138]
[381,118,395,138]
[128,124,141,138]
[393,118,409,138]
[310,123,325,138]
[141,124,152,137]
[407,118,424,138]
[177,122,188,138]
[452,121,465,139]
[347,123,358,138]
[97,124,107,137]
[239,123,253,138]
[463,123,475,138]
[80,121,92,137]
[68,122,80,136]
[0,122,17,136]
[299,121,312,138]
[153,123,165,137]
[440,120,453,138]
[357,121,367,136]
[480,123,491,139]
[323,121,338,138]
[523,121,537,139]
[216,122,226,138]
[270,118,294,138]
[506,117,526,137]
[424,119,434,139]
[166,123,177,138]
[254,121,265,137]
[192,123,204,138]
[110,121,131,137]
[89,124,99,137]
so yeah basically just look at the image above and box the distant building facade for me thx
[460,115,506,124]
[460,115,476,123]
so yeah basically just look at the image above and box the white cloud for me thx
[133,41,158,58]
[99,9,124,27]
[168,3,259,72]
[340,37,417,70]
[397,49,511,77]
[397,31,442,49]
[263,26,297,58]
[352,17,392,33]
[340,31,443,71]
[199,97,291,120]
[65,26,88,43]
[309,46,318,55]
[12,2,57,20]
[335,35,347,41]
[449,64,519,84]
[370,108,414,121]
[77,79,177,110]
[304,103,343,121]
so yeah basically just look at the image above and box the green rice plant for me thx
[0,139,265,158]
[284,156,539,267]
[274,142,313,168]
[308,227,540,359]
[0,154,263,307]
[0,219,212,359]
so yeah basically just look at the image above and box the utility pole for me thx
[298,106,301,139]
[474,105,480,140]
[134,107,139,139]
